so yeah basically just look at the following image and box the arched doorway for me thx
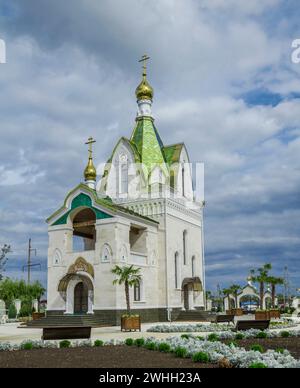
[74,282,88,314]
[239,294,259,312]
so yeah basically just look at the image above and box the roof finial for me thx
[84,136,97,188]
[136,54,153,102]
[139,54,150,78]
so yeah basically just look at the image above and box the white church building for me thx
[46,57,206,324]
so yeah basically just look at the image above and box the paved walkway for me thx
[1,320,299,345]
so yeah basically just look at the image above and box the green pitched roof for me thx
[130,116,166,174]
[47,183,158,226]
[163,143,184,165]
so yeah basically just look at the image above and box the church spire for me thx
[135,54,154,117]
[84,136,97,189]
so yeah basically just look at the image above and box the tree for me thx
[111,265,141,316]
[228,284,242,309]
[250,263,272,309]
[0,244,11,281]
[0,279,45,310]
[267,276,284,308]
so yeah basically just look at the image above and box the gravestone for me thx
[0,299,6,323]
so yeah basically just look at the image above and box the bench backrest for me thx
[235,320,270,331]
[216,314,235,322]
[42,326,91,340]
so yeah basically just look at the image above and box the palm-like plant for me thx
[228,284,241,309]
[267,276,284,308]
[112,265,141,316]
[250,263,272,309]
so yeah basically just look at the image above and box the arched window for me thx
[175,252,179,288]
[120,163,128,194]
[72,208,96,252]
[192,255,195,277]
[183,230,187,265]
[120,245,127,262]
[53,249,62,266]
[101,244,112,263]
[134,281,141,301]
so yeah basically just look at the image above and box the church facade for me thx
[46,58,206,324]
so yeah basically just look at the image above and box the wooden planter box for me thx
[226,309,233,315]
[121,316,141,332]
[32,312,45,321]
[232,308,243,316]
[269,309,280,319]
[255,311,270,320]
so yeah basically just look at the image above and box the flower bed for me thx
[147,323,233,333]
[139,336,300,368]
[1,333,300,368]
[147,321,297,333]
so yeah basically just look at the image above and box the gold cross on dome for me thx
[139,54,150,77]
[85,136,96,158]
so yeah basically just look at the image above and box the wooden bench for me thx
[42,326,91,341]
[213,314,235,324]
[234,320,270,331]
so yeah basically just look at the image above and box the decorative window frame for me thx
[53,248,62,266]
[100,243,113,263]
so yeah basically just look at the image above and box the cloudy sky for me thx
[0,0,300,295]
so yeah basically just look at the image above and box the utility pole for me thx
[283,266,290,307]
[23,238,40,284]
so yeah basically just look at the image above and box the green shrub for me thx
[144,341,156,350]
[249,362,267,368]
[181,334,190,340]
[125,338,134,346]
[8,304,17,319]
[250,344,264,353]
[192,351,210,363]
[21,341,33,350]
[280,331,290,338]
[196,336,205,341]
[275,348,284,354]
[158,342,171,353]
[256,331,267,339]
[208,333,219,342]
[228,341,238,347]
[134,338,145,347]
[19,300,32,318]
[94,340,104,347]
[235,333,244,340]
[174,347,187,358]
[59,340,71,348]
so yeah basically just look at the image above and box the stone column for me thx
[189,289,195,310]
[87,290,94,314]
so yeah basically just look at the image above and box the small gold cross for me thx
[85,136,96,158]
[139,54,150,77]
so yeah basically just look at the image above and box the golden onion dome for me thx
[135,75,154,101]
[84,157,97,181]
